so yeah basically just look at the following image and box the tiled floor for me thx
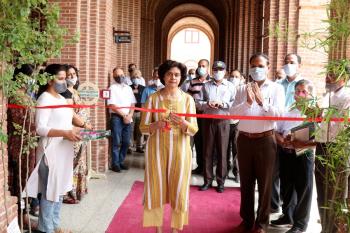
[59,152,321,233]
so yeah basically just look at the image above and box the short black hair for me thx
[249,53,270,65]
[295,79,314,95]
[13,64,34,78]
[198,59,209,66]
[37,64,67,98]
[128,63,136,69]
[158,60,187,86]
[284,53,302,64]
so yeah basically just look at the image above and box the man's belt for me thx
[239,129,274,139]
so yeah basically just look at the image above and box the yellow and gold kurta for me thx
[140,90,198,228]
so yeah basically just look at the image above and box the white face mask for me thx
[213,70,226,81]
[283,64,298,77]
[66,76,78,86]
[155,79,162,87]
[229,77,241,87]
[148,80,154,86]
[198,67,207,77]
[190,74,196,80]
[249,67,267,82]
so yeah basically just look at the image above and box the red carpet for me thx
[106,181,242,233]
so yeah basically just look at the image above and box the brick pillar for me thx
[48,0,112,172]
[0,92,17,232]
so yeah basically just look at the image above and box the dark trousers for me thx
[227,123,238,176]
[194,118,204,171]
[315,143,349,233]
[202,119,230,185]
[271,146,281,210]
[279,148,314,231]
[111,115,131,167]
[237,133,276,230]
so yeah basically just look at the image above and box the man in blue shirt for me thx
[140,67,163,105]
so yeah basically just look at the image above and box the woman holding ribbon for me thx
[24,64,82,233]
[140,60,198,233]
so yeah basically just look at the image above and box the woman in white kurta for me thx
[24,64,81,233]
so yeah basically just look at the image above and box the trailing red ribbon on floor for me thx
[6,103,349,122]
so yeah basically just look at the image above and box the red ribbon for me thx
[6,103,349,122]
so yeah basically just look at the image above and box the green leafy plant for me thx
[0,1,77,231]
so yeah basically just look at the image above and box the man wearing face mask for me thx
[130,69,145,153]
[197,61,236,193]
[182,59,211,175]
[230,53,285,233]
[278,54,303,109]
[270,54,303,219]
[313,66,350,233]
[108,67,136,172]
[126,63,146,86]
[141,67,163,106]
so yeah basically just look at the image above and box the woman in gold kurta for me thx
[140,60,198,233]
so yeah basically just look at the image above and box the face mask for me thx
[66,76,78,87]
[132,78,141,86]
[283,64,297,77]
[249,67,267,82]
[213,70,225,81]
[54,80,67,94]
[325,82,341,92]
[198,67,207,77]
[229,77,241,86]
[114,75,125,84]
[155,79,162,87]
[148,80,154,86]
[190,74,196,80]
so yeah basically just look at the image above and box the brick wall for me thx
[112,0,141,75]
[0,91,18,232]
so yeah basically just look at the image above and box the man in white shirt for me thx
[108,67,136,172]
[271,79,316,233]
[314,67,350,232]
[231,53,285,233]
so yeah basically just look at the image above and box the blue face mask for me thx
[54,80,68,93]
[249,67,267,82]
[132,78,141,86]
[198,67,207,77]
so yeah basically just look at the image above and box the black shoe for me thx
[120,164,129,170]
[135,148,144,153]
[110,166,121,173]
[192,167,203,175]
[199,183,212,191]
[216,184,224,193]
[285,227,304,233]
[270,207,280,214]
[270,216,293,228]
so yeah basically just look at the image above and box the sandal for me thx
[63,196,79,204]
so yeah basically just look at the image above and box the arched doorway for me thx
[168,17,214,70]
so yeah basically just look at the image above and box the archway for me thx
[168,17,214,69]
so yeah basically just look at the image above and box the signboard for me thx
[115,34,131,43]
[100,89,111,99]
[77,82,100,105]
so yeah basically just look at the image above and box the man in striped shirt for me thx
[183,59,211,175]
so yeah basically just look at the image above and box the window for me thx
[184,30,199,44]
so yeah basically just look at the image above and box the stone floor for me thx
[58,152,322,233]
